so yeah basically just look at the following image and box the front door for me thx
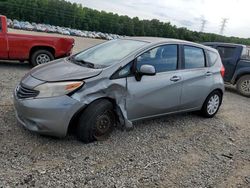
[126,44,182,120]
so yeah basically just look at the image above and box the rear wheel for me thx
[30,49,54,67]
[200,90,222,118]
[76,100,115,143]
[236,75,250,97]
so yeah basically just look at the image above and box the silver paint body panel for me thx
[13,37,225,137]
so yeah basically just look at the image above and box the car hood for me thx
[30,58,102,82]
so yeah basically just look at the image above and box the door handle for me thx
[170,76,181,82]
[205,71,213,76]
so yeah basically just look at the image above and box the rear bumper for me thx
[13,90,84,137]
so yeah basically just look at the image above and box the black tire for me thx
[76,100,115,143]
[200,90,222,118]
[30,49,54,67]
[236,75,250,97]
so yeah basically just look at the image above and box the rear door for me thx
[179,45,214,110]
[0,18,8,59]
[216,46,238,82]
[126,44,183,120]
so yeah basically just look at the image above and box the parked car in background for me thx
[13,19,21,29]
[7,17,123,40]
[45,25,57,33]
[23,21,34,31]
[0,15,74,66]
[7,18,13,27]
[204,42,250,97]
[62,29,70,35]
[14,37,224,143]
[33,24,42,32]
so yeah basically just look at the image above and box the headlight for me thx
[34,81,84,98]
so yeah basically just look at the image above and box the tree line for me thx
[1,0,250,45]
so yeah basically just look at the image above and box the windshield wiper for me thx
[69,57,95,68]
[77,60,95,68]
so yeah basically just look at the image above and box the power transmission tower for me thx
[219,18,229,35]
[200,18,207,32]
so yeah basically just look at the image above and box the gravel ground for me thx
[0,32,250,187]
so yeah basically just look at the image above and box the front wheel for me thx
[236,75,250,97]
[200,91,222,118]
[76,100,115,143]
[30,49,54,67]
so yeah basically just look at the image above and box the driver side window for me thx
[137,44,178,73]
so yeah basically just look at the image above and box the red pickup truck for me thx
[0,15,74,66]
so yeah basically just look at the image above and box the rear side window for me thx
[184,46,205,69]
[217,46,236,59]
[241,47,250,60]
[207,50,218,66]
[0,19,2,32]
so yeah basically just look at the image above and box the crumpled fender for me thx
[71,76,133,129]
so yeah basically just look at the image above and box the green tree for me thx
[1,0,250,45]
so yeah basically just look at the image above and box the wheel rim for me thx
[207,94,220,115]
[241,79,250,94]
[36,54,51,64]
[94,110,114,140]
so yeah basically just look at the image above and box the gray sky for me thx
[69,0,250,38]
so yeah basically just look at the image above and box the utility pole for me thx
[200,18,207,32]
[220,18,229,35]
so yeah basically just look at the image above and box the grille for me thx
[16,85,39,99]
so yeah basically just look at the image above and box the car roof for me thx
[125,37,217,52]
[125,37,184,43]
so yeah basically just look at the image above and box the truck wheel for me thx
[30,49,54,66]
[200,90,222,118]
[76,100,115,143]
[236,75,250,97]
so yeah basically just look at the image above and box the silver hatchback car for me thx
[14,37,225,143]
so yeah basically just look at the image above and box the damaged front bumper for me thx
[13,90,84,137]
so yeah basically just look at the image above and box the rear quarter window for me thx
[207,50,219,66]
[241,47,250,60]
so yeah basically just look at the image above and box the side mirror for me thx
[135,64,156,81]
[139,64,156,76]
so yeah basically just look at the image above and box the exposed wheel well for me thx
[234,73,250,84]
[67,97,119,135]
[214,88,223,96]
[200,89,224,111]
[29,46,55,59]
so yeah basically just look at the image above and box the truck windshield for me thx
[72,39,148,68]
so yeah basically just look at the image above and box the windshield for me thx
[72,39,148,68]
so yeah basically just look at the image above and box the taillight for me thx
[220,65,225,78]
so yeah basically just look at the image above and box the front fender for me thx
[71,76,133,129]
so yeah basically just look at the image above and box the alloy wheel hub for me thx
[207,94,220,115]
[241,80,250,93]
